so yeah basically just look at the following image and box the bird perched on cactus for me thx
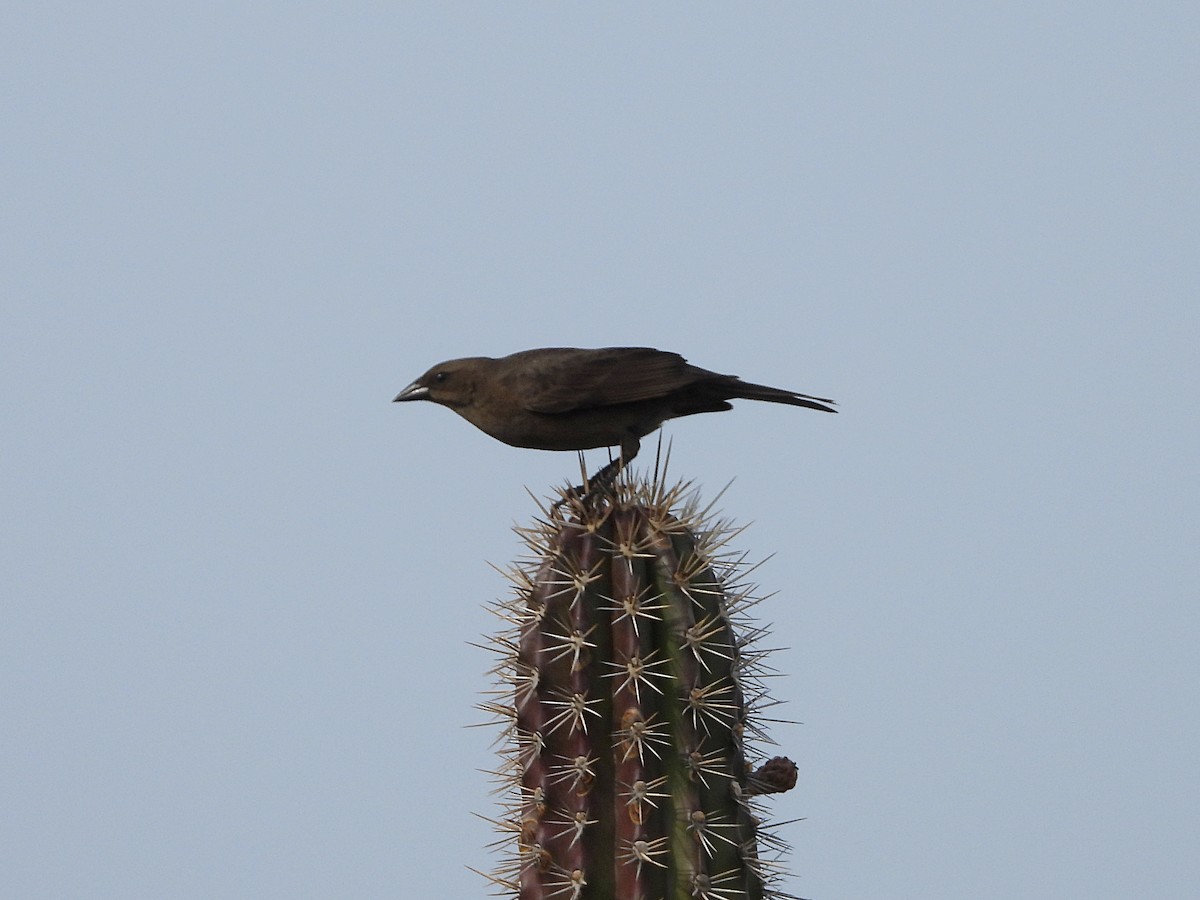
[393,347,835,484]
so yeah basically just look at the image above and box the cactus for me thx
[478,463,800,900]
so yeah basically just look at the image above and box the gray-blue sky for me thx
[3,4,1197,898]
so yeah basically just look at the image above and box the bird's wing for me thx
[516,347,700,414]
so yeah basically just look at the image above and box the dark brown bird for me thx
[393,347,835,477]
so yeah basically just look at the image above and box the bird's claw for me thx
[552,457,627,515]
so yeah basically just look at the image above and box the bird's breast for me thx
[459,403,665,452]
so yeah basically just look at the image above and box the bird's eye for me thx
[434,372,448,383]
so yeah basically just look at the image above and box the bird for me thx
[393,347,835,484]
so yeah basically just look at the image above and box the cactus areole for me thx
[479,469,800,900]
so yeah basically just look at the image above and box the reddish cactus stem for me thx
[481,474,800,899]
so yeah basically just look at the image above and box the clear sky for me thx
[3,4,1197,898]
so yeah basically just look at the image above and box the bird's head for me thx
[393,357,485,410]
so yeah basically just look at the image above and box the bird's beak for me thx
[393,381,430,402]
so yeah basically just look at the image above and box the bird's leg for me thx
[585,457,623,489]
[587,435,639,491]
[555,436,641,510]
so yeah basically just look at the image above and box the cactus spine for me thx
[480,467,799,900]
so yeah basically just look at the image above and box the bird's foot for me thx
[553,457,626,514]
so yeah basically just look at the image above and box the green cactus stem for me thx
[478,466,800,900]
